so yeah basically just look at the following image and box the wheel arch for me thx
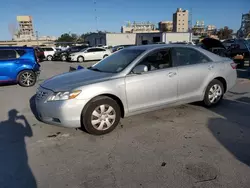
[16,68,34,80]
[213,77,227,92]
[83,93,125,118]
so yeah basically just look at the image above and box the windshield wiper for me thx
[88,67,102,72]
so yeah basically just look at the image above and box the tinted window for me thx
[87,48,100,52]
[91,49,145,73]
[172,47,210,66]
[16,50,26,56]
[235,40,247,49]
[42,48,53,51]
[95,48,106,52]
[137,49,172,71]
[0,50,18,60]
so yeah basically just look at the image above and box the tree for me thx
[56,33,78,43]
[216,26,233,40]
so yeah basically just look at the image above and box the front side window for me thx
[87,48,100,52]
[136,49,172,72]
[91,49,145,73]
[172,47,210,66]
[0,50,18,60]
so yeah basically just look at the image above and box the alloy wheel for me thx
[20,72,35,86]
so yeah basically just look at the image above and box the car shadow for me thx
[0,109,37,188]
[207,99,250,166]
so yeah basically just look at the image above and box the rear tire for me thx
[77,56,84,62]
[82,96,121,135]
[17,70,37,87]
[203,79,224,107]
[47,55,53,61]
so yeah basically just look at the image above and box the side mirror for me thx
[132,65,148,74]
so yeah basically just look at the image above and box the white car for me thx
[68,47,111,62]
[41,47,57,61]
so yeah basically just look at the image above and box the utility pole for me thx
[36,31,39,45]
[188,8,193,42]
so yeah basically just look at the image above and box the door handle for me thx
[208,65,214,70]
[168,72,177,77]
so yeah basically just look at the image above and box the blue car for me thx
[0,46,40,87]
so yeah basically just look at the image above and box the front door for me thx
[171,47,215,101]
[125,48,178,113]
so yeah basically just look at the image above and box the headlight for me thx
[47,90,81,101]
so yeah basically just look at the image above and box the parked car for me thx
[34,47,45,62]
[53,45,88,61]
[0,46,40,87]
[68,47,111,62]
[41,47,57,61]
[112,45,135,53]
[200,38,228,57]
[226,39,250,64]
[35,44,237,135]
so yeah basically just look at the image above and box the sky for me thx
[0,0,249,40]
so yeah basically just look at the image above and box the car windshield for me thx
[92,49,145,73]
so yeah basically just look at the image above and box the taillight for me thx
[230,62,237,69]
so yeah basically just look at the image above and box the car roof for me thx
[0,46,34,50]
[128,44,198,50]
[128,44,225,62]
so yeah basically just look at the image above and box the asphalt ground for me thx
[0,60,250,188]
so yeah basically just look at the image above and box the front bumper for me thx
[35,88,89,128]
[67,56,77,62]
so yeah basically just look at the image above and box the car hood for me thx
[201,38,226,49]
[41,69,115,92]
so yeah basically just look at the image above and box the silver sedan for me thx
[35,44,237,135]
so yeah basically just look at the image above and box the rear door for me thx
[171,47,215,102]
[85,48,102,60]
[0,49,19,81]
[94,48,106,59]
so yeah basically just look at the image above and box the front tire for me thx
[203,79,224,107]
[77,56,84,62]
[47,55,53,61]
[61,55,67,61]
[82,96,121,135]
[17,70,37,87]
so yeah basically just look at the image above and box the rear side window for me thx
[172,47,211,66]
[0,50,18,60]
[95,48,106,52]
[87,48,99,52]
[43,48,53,51]
[16,50,26,57]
